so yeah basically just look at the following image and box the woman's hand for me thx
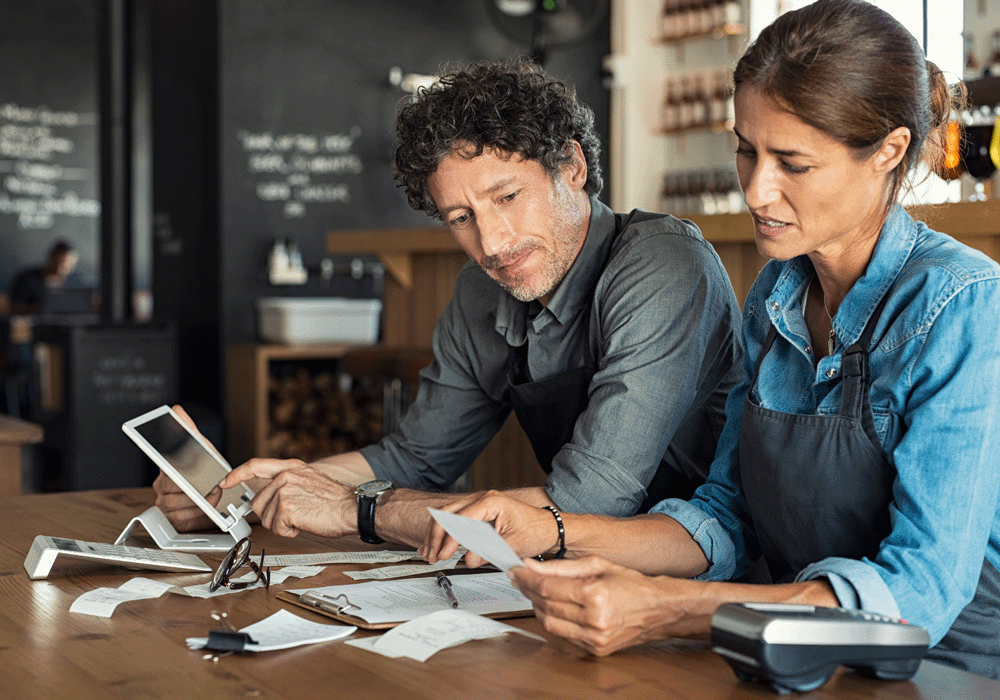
[419,490,559,567]
[509,556,706,656]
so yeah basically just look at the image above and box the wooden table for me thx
[2,489,997,699]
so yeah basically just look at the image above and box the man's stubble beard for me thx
[480,191,584,303]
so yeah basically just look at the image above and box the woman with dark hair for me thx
[422,0,1000,677]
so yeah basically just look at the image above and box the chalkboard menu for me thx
[0,1,100,291]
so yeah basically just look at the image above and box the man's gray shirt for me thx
[360,198,743,516]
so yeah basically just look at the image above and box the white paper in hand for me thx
[428,508,524,572]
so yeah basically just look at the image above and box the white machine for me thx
[23,535,211,580]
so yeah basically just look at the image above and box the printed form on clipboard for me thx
[279,572,532,629]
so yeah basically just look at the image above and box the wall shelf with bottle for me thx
[663,168,745,218]
[658,0,744,43]
[660,67,734,135]
[652,0,745,219]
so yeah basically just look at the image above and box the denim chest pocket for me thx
[871,406,900,449]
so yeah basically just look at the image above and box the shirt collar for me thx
[768,204,917,347]
[495,197,615,344]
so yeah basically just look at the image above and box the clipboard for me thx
[277,574,534,630]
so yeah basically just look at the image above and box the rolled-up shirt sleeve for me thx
[795,558,900,618]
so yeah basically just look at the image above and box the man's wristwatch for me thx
[355,479,394,544]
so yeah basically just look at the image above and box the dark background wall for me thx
[5,0,610,440]
[216,0,611,344]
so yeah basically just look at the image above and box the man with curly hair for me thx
[154,58,742,550]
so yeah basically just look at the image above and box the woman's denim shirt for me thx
[653,205,1000,645]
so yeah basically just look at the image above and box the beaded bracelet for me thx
[542,505,567,559]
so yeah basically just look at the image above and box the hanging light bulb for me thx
[939,120,963,181]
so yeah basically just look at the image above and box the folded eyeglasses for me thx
[208,537,270,592]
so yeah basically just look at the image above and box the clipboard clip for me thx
[299,590,360,615]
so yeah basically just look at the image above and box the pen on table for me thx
[436,570,459,608]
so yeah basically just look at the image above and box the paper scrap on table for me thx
[70,565,325,616]
[345,609,544,662]
[187,609,356,652]
[70,578,188,617]
[264,551,419,567]
[342,550,465,580]
[271,565,325,581]
[428,508,523,572]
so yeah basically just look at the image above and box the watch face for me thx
[358,479,393,496]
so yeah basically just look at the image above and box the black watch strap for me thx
[357,494,384,544]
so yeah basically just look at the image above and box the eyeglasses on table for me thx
[208,536,270,592]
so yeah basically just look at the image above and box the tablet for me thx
[123,405,254,537]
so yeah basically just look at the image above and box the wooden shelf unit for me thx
[227,342,359,466]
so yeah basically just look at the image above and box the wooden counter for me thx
[0,413,42,495]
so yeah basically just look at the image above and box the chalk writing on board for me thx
[236,126,364,219]
[90,349,169,406]
[0,103,101,230]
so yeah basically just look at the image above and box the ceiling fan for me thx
[486,0,609,66]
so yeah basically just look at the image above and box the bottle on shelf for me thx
[695,0,714,36]
[692,73,709,127]
[709,0,726,32]
[663,168,745,216]
[709,69,730,126]
[722,0,741,30]
[989,30,1000,77]
[663,78,681,132]
[678,74,695,129]
[661,0,680,41]
[964,32,981,81]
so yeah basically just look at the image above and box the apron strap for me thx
[840,292,892,426]
[748,288,892,427]
[748,324,780,396]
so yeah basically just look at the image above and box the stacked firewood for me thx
[265,366,385,462]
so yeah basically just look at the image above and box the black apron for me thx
[740,293,1000,678]
[506,211,702,511]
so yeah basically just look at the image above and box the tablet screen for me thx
[132,412,247,518]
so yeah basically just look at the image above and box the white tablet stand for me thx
[115,506,251,552]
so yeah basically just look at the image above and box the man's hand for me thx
[152,404,236,532]
[419,490,559,567]
[219,458,356,538]
[152,470,221,532]
[508,556,696,656]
